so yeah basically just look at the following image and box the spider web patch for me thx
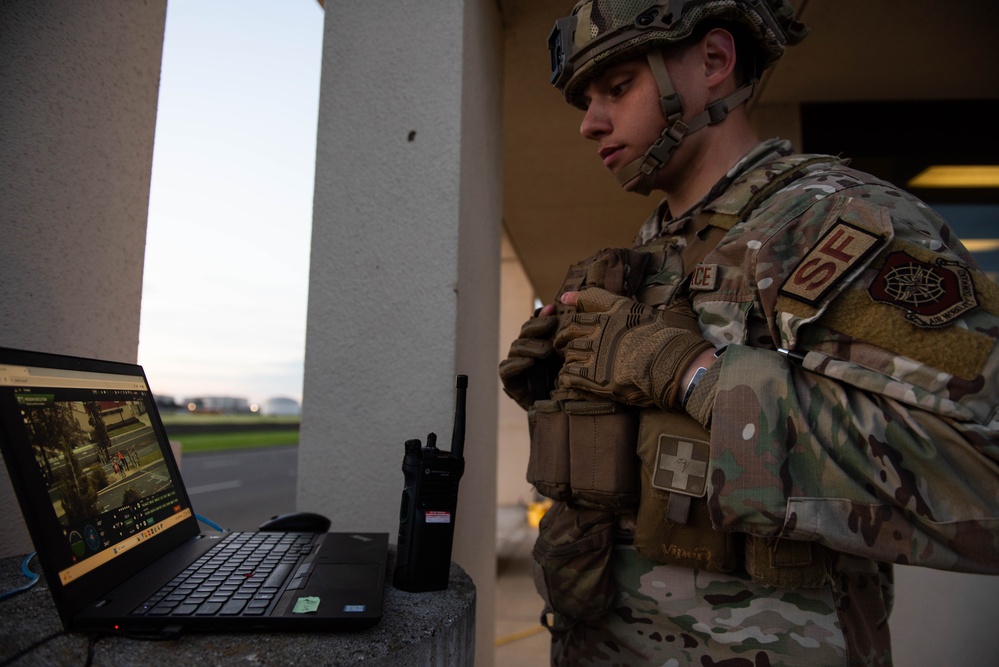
[868,250,978,327]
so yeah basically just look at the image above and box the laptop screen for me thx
[0,348,200,611]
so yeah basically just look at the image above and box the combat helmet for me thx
[549,0,808,194]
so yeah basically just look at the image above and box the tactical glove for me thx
[499,315,561,410]
[552,247,650,318]
[554,288,714,409]
[499,247,651,410]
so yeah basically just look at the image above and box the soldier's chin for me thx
[619,171,654,196]
[619,172,642,193]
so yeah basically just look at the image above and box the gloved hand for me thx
[554,288,714,408]
[499,247,651,411]
[552,247,651,318]
[498,315,561,410]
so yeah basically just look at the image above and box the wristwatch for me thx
[681,346,726,410]
[681,366,707,409]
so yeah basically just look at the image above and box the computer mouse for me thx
[258,511,331,533]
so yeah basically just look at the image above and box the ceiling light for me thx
[908,166,999,188]
[963,239,999,253]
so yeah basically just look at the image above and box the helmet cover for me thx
[549,0,808,108]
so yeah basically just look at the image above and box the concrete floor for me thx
[494,506,550,666]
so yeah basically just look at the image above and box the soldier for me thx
[500,1,999,665]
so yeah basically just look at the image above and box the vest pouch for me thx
[744,535,831,589]
[564,400,640,511]
[531,501,616,623]
[527,399,571,501]
[634,409,738,572]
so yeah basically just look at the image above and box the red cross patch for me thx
[652,432,709,497]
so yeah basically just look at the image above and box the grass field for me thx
[160,413,301,427]
[161,414,300,453]
[173,430,299,453]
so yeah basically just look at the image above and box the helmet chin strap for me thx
[616,50,757,195]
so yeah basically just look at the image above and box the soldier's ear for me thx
[701,27,738,87]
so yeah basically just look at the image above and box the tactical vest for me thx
[629,153,842,585]
[529,153,843,600]
[634,153,841,308]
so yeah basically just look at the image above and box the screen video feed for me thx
[16,391,184,573]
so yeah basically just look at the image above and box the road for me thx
[179,445,298,532]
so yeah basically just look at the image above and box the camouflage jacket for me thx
[635,138,999,574]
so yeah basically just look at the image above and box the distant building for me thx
[260,397,301,416]
[184,396,251,414]
[153,394,184,413]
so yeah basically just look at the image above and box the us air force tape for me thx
[780,220,883,306]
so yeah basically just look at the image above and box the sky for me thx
[138,0,324,407]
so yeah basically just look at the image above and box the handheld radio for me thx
[393,375,467,592]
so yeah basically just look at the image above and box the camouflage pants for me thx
[549,545,893,666]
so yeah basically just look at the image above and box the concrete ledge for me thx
[0,549,475,666]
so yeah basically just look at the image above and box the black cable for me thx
[113,629,182,642]
[0,549,178,666]
[83,633,106,667]
[1,628,182,667]
[0,630,68,667]
[1,515,209,664]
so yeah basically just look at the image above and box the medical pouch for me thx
[634,409,738,572]
[744,535,831,589]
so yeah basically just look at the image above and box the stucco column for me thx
[299,1,502,664]
[0,1,166,558]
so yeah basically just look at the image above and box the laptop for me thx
[0,346,388,634]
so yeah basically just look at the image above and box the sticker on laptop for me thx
[293,596,321,614]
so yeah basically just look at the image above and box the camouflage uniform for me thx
[548,138,999,666]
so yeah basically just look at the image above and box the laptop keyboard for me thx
[131,532,318,617]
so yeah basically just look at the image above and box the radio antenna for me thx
[450,375,467,460]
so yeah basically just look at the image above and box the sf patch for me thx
[780,221,883,306]
[868,250,978,327]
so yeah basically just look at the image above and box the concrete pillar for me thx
[298,2,502,664]
[0,0,166,557]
